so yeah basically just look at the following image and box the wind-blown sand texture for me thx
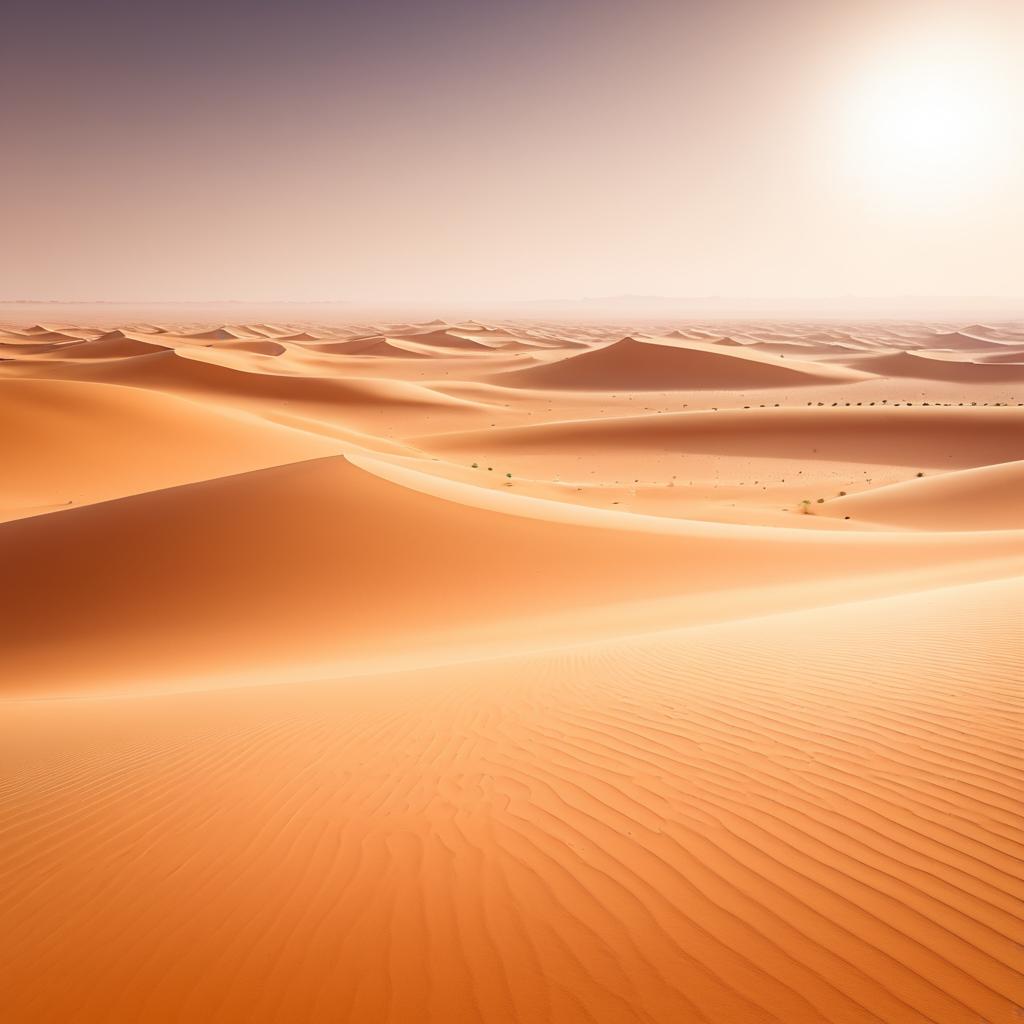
[1,317,1022,1023]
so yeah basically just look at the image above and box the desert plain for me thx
[0,313,1021,1023]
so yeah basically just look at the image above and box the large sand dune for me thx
[490,335,865,390]
[0,378,342,521]
[0,315,1020,1024]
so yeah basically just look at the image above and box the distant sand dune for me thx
[64,329,170,359]
[211,338,288,356]
[0,339,83,357]
[489,336,867,390]
[393,328,495,352]
[423,406,1023,469]
[851,350,1024,383]
[926,330,1017,352]
[304,335,432,358]
[188,326,249,341]
[32,346,483,413]
[975,348,1024,365]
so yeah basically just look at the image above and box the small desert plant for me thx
[799,499,813,515]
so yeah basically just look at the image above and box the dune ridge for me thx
[489,335,866,390]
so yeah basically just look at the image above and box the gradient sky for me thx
[3,0,1022,305]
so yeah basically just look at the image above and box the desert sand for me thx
[1,315,1021,1023]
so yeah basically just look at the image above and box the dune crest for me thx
[490,335,866,390]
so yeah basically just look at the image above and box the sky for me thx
[3,0,1022,308]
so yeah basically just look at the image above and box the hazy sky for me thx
[3,0,1022,305]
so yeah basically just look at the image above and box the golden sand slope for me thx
[0,317,1021,1023]
[822,461,1024,531]
[0,378,342,521]
[0,579,1021,1024]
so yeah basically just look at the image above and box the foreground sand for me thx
[1,317,1022,1022]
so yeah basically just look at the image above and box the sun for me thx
[840,38,1012,204]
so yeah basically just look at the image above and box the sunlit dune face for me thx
[840,38,1014,205]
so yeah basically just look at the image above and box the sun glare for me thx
[842,39,1011,204]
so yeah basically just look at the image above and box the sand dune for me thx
[852,350,1024,383]
[926,330,1016,352]
[204,337,289,355]
[2,326,85,343]
[976,348,1024,364]
[0,315,1020,1024]
[280,329,326,341]
[957,322,1024,344]
[822,460,1024,530]
[0,378,341,520]
[423,405,1023,469]
[62,329,171,359]
[2,443,1019,694]
[0,339,83,357]
[188,326,249,341]
[31,346,484,415]
[393,328,500,352]
[489,336,867,390]
[307,335,432,358]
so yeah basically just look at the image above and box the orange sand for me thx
[0,316,1021,1023]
